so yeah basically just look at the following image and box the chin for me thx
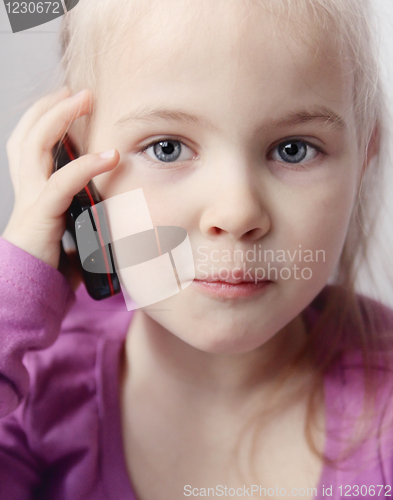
[175,326,274,355]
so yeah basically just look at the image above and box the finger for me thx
[19,90,92,194]
[6,87,71,164]
[28,89,91,156]
[6,88,72,194]
[36,149,120,220]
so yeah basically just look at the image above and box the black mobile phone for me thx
[52,135,121,300]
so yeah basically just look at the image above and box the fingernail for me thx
[99,149,115,159]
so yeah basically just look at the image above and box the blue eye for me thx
[139,137,322,167]
[142,139,195,163]
[272,140,320,164]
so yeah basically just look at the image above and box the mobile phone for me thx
[52,135,121,300]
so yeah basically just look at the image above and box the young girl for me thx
[1,0,393,498]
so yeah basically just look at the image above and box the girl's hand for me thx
[1,87,120,292]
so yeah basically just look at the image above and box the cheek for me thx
[318,175,358,246]
[91,159,183,225]
[280,171,358,279]
[91,183,195,312]
[263,174,358,322]
[304,192,353,245]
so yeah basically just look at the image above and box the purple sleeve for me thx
[0,401,45,498]
[0,236,76,418]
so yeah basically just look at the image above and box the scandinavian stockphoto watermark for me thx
[184,484,319,497]
[3,0,79,33]
[184,484,391,497]
[74,188,195,311]
[197,245,326,283]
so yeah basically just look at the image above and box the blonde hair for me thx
[56,0,393,480]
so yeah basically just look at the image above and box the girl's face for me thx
[81,0,363,353]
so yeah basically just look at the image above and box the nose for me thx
[199,165,271,243]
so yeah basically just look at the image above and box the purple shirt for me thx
[0,234,393,499]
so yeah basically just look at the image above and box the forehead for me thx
[95,0,354,130]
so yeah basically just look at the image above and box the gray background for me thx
[0,3,63,232]
[1,0,393,305]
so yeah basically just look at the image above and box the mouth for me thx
[194,278,269,284]
[193,278,273,298]
[194,270,271,284]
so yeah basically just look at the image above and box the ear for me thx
[66,114,90,157]
[359,122,380,180]
[367,122,381,162]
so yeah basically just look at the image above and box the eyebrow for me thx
[114,104,347,132]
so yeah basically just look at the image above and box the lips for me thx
[193,276,272,298]
[194,271,270,284]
